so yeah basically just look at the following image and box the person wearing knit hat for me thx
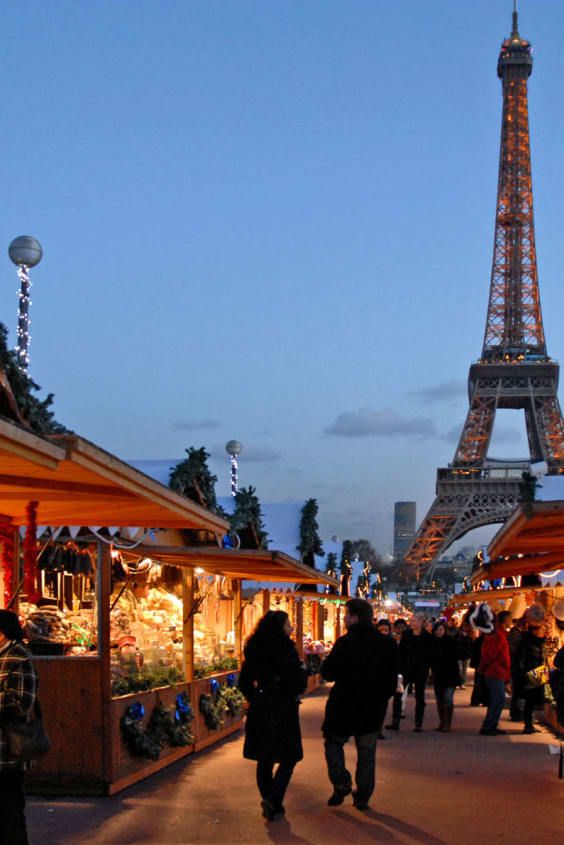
[0,608,38,845]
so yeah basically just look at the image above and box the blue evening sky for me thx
[1,1,564,553]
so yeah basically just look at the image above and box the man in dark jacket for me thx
[0,610,38,845]
[321,598,398,811]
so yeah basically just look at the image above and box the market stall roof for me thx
[0,418,229,533]
[449,585,544,607]
[488,500,564,559]
[124,544,340,586]
[471,552,564,584]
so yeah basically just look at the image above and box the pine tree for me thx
[340,540,353,573]
[339,540,353,596]
[169,447,226,516]
[0,322,67,434]
[230,486,269,550]
[297,498,324,568]
[325,552,338,575]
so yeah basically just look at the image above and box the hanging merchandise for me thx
[23,502,40,605]
[1,519,16,608]
[553,599,564,622]
[509,594,527,620]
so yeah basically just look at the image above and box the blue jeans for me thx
[482,677,506,731]
[324,732,378,801]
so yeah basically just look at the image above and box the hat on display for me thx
[469,603,495,633]
[509,594,527,620]
[552,599,564,622]
[524,602,545,625]
[0,610,25,642]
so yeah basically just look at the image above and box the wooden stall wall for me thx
[108,682,196,795]
[27,658,105,794]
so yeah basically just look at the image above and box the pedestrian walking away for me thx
[515,603,547,735]
[0,609,38,845]
[321,598,397,811]
[430,620,461,732]
[472,606,512,736]
[386,612,432,732]
[456,620,474,689]
[238,610,307,822]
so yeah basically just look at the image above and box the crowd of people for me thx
[1,598,563,839]
[238,599,564,821]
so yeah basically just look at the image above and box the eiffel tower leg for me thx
[406,484,522,576]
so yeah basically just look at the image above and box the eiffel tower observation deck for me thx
[405,5,564,574]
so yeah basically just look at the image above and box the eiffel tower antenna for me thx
[406,13,564,578]
[512,1,519,38]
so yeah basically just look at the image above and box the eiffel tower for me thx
[406,6,564,574]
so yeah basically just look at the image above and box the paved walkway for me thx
[28,682,563,845]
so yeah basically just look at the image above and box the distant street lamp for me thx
[8,236,43,372]
[225,440,242,496]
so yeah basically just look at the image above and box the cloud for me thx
[240,446,282,463]
[325,407,436,438]
[409,380,467,403]
[172,419,221,431]
[444,425,462,443]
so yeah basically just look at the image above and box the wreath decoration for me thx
[199,678,228,731]
[120,701,161,760]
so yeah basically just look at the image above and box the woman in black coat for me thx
[430,620,461,732]
[238,610,307,821]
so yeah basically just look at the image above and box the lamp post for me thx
[8,236,43,372]
[225,440,242,496]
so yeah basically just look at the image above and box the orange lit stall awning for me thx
[449,585,544,607]
[0,418,229,533]
[123,544,339,587]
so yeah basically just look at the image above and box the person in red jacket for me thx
[478,610,512,736]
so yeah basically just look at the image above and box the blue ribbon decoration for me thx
[175,692,193,722]
[129,701,145,721]
[226,673,237,687]
[209,678,220,695]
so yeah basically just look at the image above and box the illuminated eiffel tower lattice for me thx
[406,8,564,574]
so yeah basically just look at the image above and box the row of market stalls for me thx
[449,496,564,731]
[0,417,339,794]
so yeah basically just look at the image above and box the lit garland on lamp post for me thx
[9,236,43,372]
[225,440,242,496]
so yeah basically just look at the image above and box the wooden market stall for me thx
[0,418,338,794]
[453,499,564,732]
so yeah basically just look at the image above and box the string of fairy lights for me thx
[15,265,32,371]
[9,236,43,374]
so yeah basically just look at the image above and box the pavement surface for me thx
[28,680,563,845]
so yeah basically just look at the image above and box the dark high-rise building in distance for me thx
[394,502,416,561]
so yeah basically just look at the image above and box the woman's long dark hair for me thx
[244,610,292,661]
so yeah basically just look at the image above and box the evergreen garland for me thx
[148,701,194,747]
[218,685,244,718]
[199,693,228,731]
[0,322,67,434]
[230,486,269,549]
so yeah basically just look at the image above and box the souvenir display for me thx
[192,572,236,677]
